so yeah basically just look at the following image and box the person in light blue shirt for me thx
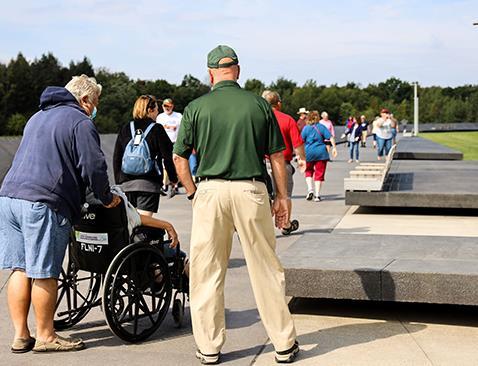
[301,111,337,201]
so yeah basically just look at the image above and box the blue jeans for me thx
[376,137,392,157]
[349,142,360,160]
[189,153,198,176]
[0,197,71,279]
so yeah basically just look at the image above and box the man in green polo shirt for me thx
[173,45,299,365]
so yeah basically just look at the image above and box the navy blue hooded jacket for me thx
[0,86,113,223]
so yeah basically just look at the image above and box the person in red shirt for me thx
[262,90,305,235]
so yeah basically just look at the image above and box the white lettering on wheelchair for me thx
[80,243,103,253]
[82,213,96,220]
[75,231,108,245]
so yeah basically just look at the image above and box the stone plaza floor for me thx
[1,137,478,365]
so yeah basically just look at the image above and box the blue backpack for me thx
[121,122,155,175]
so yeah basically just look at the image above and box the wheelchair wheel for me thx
[103,242,172,342]
[54,259,101,330]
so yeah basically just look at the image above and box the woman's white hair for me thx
[321,111,328,119]
[65,74,102,104]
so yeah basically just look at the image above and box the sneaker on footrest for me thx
[275,341,299,363]
[196,350,221,364]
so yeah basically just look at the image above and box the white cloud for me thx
[0,0,476,86]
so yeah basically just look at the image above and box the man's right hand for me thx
[272,196,289,229]
[104,194,121,208]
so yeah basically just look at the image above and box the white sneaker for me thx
[196,350,220,364]
[306,191,314,201]
[314,196,321,202]
[275,341,300,363]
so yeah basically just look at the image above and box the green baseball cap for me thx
[207,45,239,68]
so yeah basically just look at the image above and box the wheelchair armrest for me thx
[131,226,166,243]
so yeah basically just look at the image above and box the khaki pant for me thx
[189,179,296,354]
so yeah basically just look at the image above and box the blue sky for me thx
[0,0,476,87]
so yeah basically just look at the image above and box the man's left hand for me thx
[297,157,306,173]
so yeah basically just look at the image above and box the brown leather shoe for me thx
[32,335,85,352]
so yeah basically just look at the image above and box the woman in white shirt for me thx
[375,108,395,160]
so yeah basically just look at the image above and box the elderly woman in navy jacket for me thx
[345,117,363,163]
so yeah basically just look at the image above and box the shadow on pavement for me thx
[353,206,478,217]
[297,229,333,234]
[225,308,261,329]
[68,309,193,348]
[294,320,427,362]
[290,298,478,327]
[220,344,266,364]
[66,307,261,350]
[228,258,246,269]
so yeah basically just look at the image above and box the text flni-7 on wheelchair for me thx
[53,199,189,342]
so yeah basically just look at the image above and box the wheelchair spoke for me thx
[137,294,155,325]
[71,286,89,303]
[65,284,73,323]
[133,294,140,336]
[117,291,134,322]
[56,285,67,310]
[75,275,99,283]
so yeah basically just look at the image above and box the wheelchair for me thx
[53,199,188,343]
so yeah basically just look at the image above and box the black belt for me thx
[197,177,265,183]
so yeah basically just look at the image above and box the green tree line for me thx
[1,52,477,135]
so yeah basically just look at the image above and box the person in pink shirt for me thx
[319,111,335,137]
[319,111,335,155]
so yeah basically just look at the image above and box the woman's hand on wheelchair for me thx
[166,224,179,248]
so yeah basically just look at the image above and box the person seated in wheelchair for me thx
[84,186,189,278]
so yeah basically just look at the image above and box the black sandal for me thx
[282,219,299,235]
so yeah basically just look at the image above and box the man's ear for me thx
[236,65,240,80]
[208,69,214,86]
[80,95,89,105]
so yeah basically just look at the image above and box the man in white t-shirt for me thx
[157,98,182,143]
[156,98,182,195]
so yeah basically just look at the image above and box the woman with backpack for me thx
[113,95,178,216]
[301,110,338,202]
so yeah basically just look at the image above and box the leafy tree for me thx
[5,53,36,118]
[31,53,64,102]
[339,102,356,124]
[5,113,27,135]
[173,74,210,111]
[244,78,265,95]
[0,51,477,136]
[0,64,7,134]
[68,57,95,78]
[95,70,137,133]
[268,77,297,104]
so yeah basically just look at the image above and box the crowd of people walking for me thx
[0,43,401,364]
